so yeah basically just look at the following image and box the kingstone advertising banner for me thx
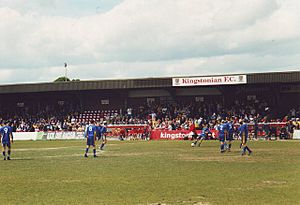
[172,75,247,86]
[150,130,219,140]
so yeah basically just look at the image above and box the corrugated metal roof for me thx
[0,71,299,94]
[247,71,300,83]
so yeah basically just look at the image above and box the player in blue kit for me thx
[238,119,253,156]
[225,118,234,152]
[96,123,103,141]
[217,120,228,153]
[99,122,107,150]
[84,120,97,158]
[191,123,212,147]
[0,122,14,160]
[96,122,107,150]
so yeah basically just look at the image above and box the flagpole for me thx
[64,62,68,81]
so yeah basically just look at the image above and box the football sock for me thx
[100,143,105,149]
[93,149,96,156]
[228,144,232,149]
[242,147,246,154]
[85,148,89,154]
[246,146,252,153]
[2,151,5,157]
[8,150,11,156]
[220,144,224,151]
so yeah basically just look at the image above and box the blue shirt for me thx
[101,126,107,134]
[201,127,211,137]
[0,126,13,142]
[227,122,234,134]
[217,123,227,136]
[238,124,248,138]
[86,125,97,139]
[96,126,103,137]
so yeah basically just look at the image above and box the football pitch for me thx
[0,140,299,205]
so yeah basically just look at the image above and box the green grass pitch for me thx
[0,140,299,205]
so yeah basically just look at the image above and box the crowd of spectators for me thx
[0,98,299,137]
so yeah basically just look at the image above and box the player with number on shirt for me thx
[0,121,14,160]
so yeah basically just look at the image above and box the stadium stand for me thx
[0,71,299,137]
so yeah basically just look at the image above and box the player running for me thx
[0,121,14,160]
[188,120,198,141]
[98,122,107,150]
[191,123,212,147]
[84,120,98,158]
[238,119,253,156]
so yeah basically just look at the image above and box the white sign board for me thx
[293,130,300,140]
[172,75,247,86]
[13,132,38,141]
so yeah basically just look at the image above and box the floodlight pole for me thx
[64,62,68,81]
[65,67,67,81]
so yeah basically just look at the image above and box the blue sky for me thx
[0,0,299,84]
[0,0,123,17]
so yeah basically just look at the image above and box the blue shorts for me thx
[226,133,233,141]
[2,141,11,147]
[86,138,95,146]
[219,135,225,142]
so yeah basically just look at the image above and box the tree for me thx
[54,76,70,82]
[53,77,80,82]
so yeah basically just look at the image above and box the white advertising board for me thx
[173,75,247,86]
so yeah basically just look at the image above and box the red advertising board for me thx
[150,129,219,140]
[150,123,287,140]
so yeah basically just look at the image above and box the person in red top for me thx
[188,120,198,140]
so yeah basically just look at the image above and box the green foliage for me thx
[54,76,70,82]
[54,77,80,82]
[0,140,299,204]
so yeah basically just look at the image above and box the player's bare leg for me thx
[198,137,204,147]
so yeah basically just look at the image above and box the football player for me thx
[84,120,97,158]
[191,123,212,147]
[0,121,14,160]
[99,122,107,150]
[238,119,253,156]
[217,120,228,153]
[226,118,234,152]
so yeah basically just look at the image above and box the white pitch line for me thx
[12,151,107,160]
[14,146,82,152]
[12,153,86,160]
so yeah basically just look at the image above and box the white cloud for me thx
[0,0,299,84]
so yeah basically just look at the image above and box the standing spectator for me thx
[287,120,295,139]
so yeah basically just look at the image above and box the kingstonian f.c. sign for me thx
[172,75,247,86]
